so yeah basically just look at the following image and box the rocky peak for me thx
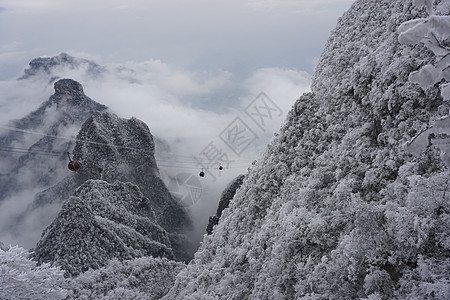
[47,79,105,111]
[53,78,85,97]
[0,79,107,207]
[72,111,191,233]
[32,110,193,261]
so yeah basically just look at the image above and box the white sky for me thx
[0,0,354,79]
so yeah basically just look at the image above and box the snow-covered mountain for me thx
[165,0,450,299]
[30,108,193,267]
[2,0,449,298]
[0,78,107,204]
[18,52,106,81]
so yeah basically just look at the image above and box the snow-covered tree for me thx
[165,0,450,299]
[66,256,185,299]
[0,245,67,300]
[398,0,450,102]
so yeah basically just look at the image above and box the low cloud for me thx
[0,55,311,246]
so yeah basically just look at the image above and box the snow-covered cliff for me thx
[206,174,245,235]
[32,108,193,266]
[165,0,450,299]
[34,180,174,276]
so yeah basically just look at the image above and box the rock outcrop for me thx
[32,87,193,271]
[34,180,174,276]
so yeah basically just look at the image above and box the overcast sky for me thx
[0,0,354,79]
[0,0,355,246]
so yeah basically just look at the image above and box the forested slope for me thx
[165,0,450,299]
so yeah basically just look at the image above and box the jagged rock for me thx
[16,79,108,128]
[34,180,174,276]
[35,111,191,234]
[206,175,244,235]
[33,108,193,263]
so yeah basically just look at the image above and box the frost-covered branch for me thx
[398,2,450,101]
[0,246,67,300]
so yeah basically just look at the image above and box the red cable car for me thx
[67,152,81,172]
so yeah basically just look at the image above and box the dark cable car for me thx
[67,152,81,172]
[199,168,205,177]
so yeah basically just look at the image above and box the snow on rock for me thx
[35,110,191,235]
[206,174,245,235]
[165,0,450,299]
[34,180,174,277]
[32,108,193,263]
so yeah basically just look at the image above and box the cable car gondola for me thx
[67,152,81,172]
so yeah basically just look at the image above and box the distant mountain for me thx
[165,0,449,299]
[18,52,106,81]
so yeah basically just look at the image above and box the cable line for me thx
[0,125,143,152]
[0,147,63,158]
[0,125,256,173]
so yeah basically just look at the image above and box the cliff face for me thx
[34,110,191,235]
[34,180,174,276]
[165,1,449,299]
[30,85,193,270]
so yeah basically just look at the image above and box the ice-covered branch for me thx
[398,5,450,101]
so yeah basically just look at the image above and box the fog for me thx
[0,56,311,247]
